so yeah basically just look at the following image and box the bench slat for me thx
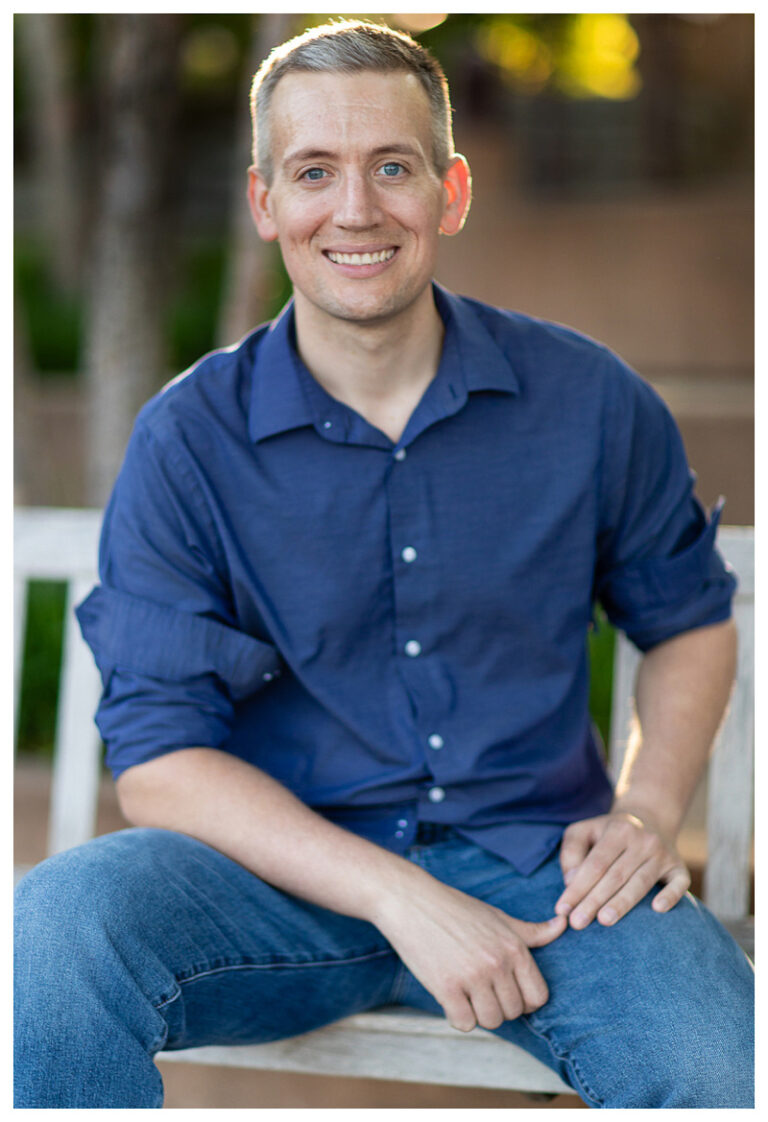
[705,592,754,918]
[157,1006,574,1093]
[14,575,28,729]
[48,578,105,855]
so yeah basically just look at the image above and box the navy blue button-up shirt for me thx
[77,285,735,874]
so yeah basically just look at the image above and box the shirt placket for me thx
[385,444,452,825]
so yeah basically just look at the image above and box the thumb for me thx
[514,914,568,948]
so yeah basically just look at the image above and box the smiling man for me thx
[15,20,753,1108]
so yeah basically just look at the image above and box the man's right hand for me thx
[372,875,567,1032]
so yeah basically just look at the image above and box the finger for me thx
[586,856,688,928]
[511,949,551,1014]
[556,835,629,918]
[442,988,477,1033]
[515,914,568,948]
[468,984,507,1031]
[651,865,691,913]
[586,859,669,928]
[558,819,598,885]
[491,973,526,1023]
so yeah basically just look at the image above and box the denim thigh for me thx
[396,837,755,1108]
[16,826,401,1054]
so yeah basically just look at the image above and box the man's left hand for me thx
[554,811,691,929]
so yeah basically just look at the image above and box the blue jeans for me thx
[14,825,754,1107]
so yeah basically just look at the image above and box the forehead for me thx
[269,70,433,163]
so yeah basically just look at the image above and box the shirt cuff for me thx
[76,585,283,699]
[597,499,738,651]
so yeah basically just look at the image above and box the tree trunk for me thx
[15,14,82,294]
[83,14,181,507]
[216,12,296,347]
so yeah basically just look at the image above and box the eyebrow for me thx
[282,143,424,169]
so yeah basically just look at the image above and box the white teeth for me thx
[327,248,395,265]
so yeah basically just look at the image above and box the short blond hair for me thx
[250,19,455,183]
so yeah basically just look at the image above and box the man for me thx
[15,20,753,1108]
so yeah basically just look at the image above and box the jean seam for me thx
[173,947,396,989]
[521,1015,603,1108]
[154,984,182,1012]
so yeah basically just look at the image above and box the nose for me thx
[334,171,381,228]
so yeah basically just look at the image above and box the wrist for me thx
[359,855,433,931]
[609,794,682,841]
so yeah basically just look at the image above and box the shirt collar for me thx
[432,283,520,396]
[248,283,520,444]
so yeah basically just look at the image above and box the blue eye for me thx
[380,162,404,177]
[303,168,326,181]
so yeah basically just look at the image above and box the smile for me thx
[325,248,396,266]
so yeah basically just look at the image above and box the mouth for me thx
[324,247,397,268]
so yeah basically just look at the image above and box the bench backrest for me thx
[14,508,754,921]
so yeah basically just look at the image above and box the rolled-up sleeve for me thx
[594,363,737,652]
[76,416,280,778]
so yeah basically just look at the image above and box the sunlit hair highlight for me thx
[250,19,455,183]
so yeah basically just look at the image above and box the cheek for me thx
[272,200,325,250]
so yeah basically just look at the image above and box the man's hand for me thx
[373,876,566,1032]
[554,811,691,930]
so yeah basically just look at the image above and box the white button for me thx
[323,420,332,429]
[401,546,417,563]
[394,448,407,461]
[397,819,408,829]
[428,734,444,750]
[428,786,446,803]
[404,640,422,657]
[262,672,274,682]
[395,830,404,838]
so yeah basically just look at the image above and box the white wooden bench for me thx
[14,507,754,1098]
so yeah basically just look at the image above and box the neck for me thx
[293,288,445,443]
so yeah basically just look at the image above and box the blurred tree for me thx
[15,14,82,294]
[83,14,182,506]
[217,12,296,345]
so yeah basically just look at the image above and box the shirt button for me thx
[395,830,405,838]
[401,546,417,563]
[262,672,274,682]
[323,420,333,429]
[404,640,422,657]
[428,786,446,803]
[397,819,408,829]
[428,734,444,750]
[394,448,407,461]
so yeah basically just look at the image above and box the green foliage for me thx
[15,239,83,373]
[16,582,67,757]
[588,606,616,754]
[168,239,228,370]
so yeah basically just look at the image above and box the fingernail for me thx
[555,900,571,916]
[563,870,576,885]
[599,907,617,925]
[570,909,589,929]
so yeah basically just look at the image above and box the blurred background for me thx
[14,12,754,1109]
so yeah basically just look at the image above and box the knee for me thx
[609,990,755,1108]
[15,828,173,956]
[670,1000,754,1108]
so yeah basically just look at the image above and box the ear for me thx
[439,155,472,236]
[247,166,280,242]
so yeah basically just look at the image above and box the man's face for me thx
[248,70,470,330]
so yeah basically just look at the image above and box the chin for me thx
[320,286,424,326]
